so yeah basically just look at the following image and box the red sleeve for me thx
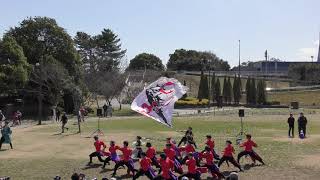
[253,141,257,147]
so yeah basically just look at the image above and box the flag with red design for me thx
[131,77,188,127]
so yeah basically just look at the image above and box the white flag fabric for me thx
[131,77,188,127]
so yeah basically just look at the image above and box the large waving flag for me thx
[131,77,188,127]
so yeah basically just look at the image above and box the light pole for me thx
[36,32,45,125]
[238,40,241,76]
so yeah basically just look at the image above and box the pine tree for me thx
[214,78,221,102]
[197,71,204,100]
[257,80,267,104]
[211,73,216,102]
[182,80,187,99]
[233,75,241,104]
[222,76,228,103]
[251,78,257,104]
[227,77,232,104]
[202,75,209,99]
[246,77,251,104]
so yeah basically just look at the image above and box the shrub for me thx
[175,97,209,108]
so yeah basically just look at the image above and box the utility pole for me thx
[238,40,241,76]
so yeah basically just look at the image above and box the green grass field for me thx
[1,111,320,179]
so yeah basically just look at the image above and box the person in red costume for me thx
[154,153,178,180]
[178,153,201,180]
[112,141,136,177]
[202,135,220,160]
[87,136,109,167]
[164,143,183,174]
[218,140,243,172]
[237,134,265,165]
[201,146,224,179]
[133,152,156,180]
[146,142,161,168]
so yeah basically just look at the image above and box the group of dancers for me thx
[87,127,265,180]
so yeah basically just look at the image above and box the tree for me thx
[202,75,209,99]
[251,78,257,104]
[182,80,187,99]
[7,17,81,80]
[75,28,127,108]
[214,78,221,102]
[226,77,233,104]
[245,77,251,104]
[257,80,267,105]
[75,29,126,73]
[222,77,228,103]
[0,36,31,94]
[197,71,204,100]
[128,53,164,71]
[233,75,242,104]
[5,17,83,123]
[167,49,230,71]
[211,73,216,102]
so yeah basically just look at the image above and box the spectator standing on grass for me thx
[103,103,108,117]
[107,103,113,117]
[56,109,61,122]
[80,107,86,122]
[287,113,295,138]
[61,112,69,133]
[0,121,13,150]
[298,112,308,137]
[16,110,22,125]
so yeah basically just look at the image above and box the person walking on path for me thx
[287,113,295,138]
[61,113,69,133]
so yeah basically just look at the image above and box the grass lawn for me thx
[1,111,320,179]
[268,90,320,106]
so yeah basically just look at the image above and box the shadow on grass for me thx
[81,163,102,170]
[222,170,239,177]
[99,168,113,173]
[52,132,81,139]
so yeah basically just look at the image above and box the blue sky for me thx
[1,0,319,67]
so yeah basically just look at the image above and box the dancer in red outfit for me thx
[133,152,156,180]
[237,134,265,165]
[218,140,243,172]
[201,146,224,179]
[154,153,178,180]
[164,143,183,174]
[146,142,161,168]
[178,153,201,180]
[112,141,136,177]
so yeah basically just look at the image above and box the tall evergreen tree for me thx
[202,75,209,99]
[222,76,228,102]
[197,70,204,100]
[233,75,241,104]
[211,73,216,102]
[182,80,187,99]
[251,78,257,104]
[227,77,232,104]
[214,78,221,102]
[246,77,251,104]
[257,80,267,105]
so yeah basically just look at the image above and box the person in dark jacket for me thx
[287,113,295,137]
[61,113,69,133]
[297,112,307,137]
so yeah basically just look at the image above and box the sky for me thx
[0,0,320,67]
